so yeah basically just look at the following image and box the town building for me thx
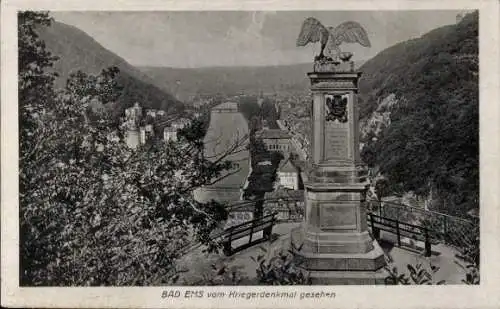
[255,128,291,153]
[146,109,157,118]
[212,101,239,113]
[171,118,190,130]
[277,158,300,190]
[139,127,146,145]
[125,102,142,122]
[124,102,143,130]
[263,189,305,222]
[164,126,178,142]
[145,124,154,140]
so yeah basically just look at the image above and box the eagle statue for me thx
[296,17,371,62]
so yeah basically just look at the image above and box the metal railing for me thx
[368,200,478,249]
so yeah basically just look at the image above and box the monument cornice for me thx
[308,71,361,91]
[310,81,358,91]
[307,71,362,78]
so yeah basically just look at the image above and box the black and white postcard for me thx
[1,0,499,308]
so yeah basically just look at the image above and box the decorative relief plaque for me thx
[320,204,357,229]
[325,94,348,123]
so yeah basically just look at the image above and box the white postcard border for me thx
[2,0,499,308]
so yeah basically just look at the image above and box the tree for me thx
[19,12,234,286]
[374,178,390,202]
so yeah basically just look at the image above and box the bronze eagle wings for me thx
[296,17,371,61]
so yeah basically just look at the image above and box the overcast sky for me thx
[51,10,468,68]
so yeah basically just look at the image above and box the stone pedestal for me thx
[292,60,387,284]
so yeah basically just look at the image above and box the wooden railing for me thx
[218,212,277,256]
[368,213,432,257]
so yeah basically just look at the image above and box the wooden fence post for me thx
[424,229,431,257]
[396,221,401,247]
[224,232,232,256]
[370,214,380,239]
[249,223,254,244]
[443,217,448,238]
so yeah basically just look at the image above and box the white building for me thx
[145,124,154,139]
[164,127,178,142]
[171,118,190,130]
[139,127,146,145]
[125,129,140,149]
[146,109,157,118]
[125,102,142,120]
[277,158,300,190]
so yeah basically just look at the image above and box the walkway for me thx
[175,222,466,285]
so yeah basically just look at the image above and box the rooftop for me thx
[256,129,291,140]
[213,101,239,111]
[264,189,304,201]
[278,158,298,173]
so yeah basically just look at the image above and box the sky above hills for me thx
[51,10,468,68]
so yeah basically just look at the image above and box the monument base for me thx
[291,226,388,285]
[307,269,388,285]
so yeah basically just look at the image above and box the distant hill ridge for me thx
[38,20,183,118]
[140,61,366,100]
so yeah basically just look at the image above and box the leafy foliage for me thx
[259,97,280,129]
[19,12,232,286]
[244,137,284,200]
[252,245,310,285]
[197,263,248,286]
[385,263,445,285]
[455,224,480,284]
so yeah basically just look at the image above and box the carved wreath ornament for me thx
[325,94,348,123]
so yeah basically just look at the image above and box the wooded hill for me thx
[38,20,184,119]
[359,11,478,217]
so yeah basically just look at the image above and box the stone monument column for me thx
[292,60,386,284]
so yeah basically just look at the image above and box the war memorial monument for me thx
[291,17,387,284]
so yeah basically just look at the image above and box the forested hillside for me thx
[38,20,184,118]
[359,12,478,217]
